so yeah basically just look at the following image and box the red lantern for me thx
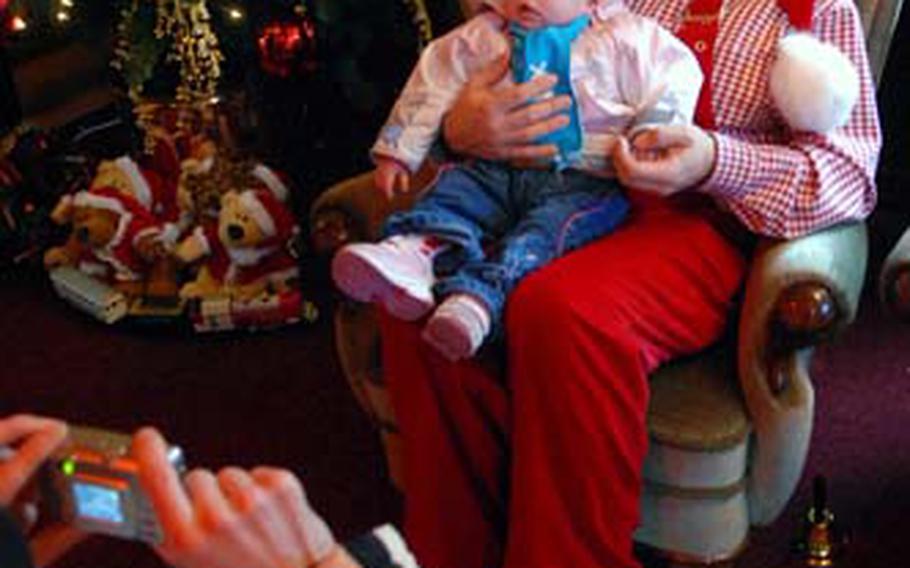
[256,12,317,79]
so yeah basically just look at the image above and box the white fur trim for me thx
[132,226,163,247]
[114,156,154,208]
[192,226,212,256]
[105,210,132,250]
[73,192,126,215]
[253,164,289,202]
[238,191,276,237]
[93,211,140,282]
[226,245,277,267]
[158,223,181,247]
[264,266,299,283]
[769,33,859,133]
[372,525,420,568]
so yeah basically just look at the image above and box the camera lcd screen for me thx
[72,482,125,524]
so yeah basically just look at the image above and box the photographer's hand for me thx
[0,415,67,506]
[134,428,354,568]
[0,415,87,567]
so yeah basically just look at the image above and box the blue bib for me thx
[510,14,590,170]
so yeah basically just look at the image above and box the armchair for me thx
[309,0,901,563]
[881,227,910,319]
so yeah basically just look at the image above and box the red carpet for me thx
[0,270,907,567]
[0,271,400,567]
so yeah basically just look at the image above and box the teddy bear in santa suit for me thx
[176,184,300,301]
[91,139,183,244]
[44,185,174,297]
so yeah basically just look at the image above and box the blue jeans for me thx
[383,160,629,337]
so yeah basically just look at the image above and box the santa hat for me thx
[238,188,298,246]
[769,0,860,133]
[110,156,155,209]
[251,163,292,202]
[73,185,146,217]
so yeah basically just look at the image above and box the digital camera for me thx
[41,426,186,543]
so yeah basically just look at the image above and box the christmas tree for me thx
[1,0,463,211]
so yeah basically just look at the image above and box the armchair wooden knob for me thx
[310,208,362,256]
[767,282,840,394]
[884,266,910,320]
[773,282,839,346]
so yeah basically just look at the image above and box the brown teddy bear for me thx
[43,186,177,298]
[92,154,183,243]
[175,187,299,301]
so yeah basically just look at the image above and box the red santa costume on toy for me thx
[189,188,299,290]
[251,163,292,203]
[70,186,161,283]
[108,154,182,243]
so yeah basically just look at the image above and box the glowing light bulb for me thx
[61,458,76,476]
[56,10,71,23]
[227,6,244,22]
[60,0,74,7]
[10,15,27,32]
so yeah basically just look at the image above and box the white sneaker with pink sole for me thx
[332,235,437,321]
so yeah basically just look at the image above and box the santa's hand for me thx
[612,124,716,196]
[133,428,339,568]
[374,158,411,199]
[442,54,570,163]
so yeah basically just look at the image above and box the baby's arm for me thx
[374,156,411,198]
[371,12,510,177]
[610,15,704,131]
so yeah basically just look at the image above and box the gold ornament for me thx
[402,0,433,51]
[155,0,224,105]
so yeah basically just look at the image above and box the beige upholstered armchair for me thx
[309,0,902,563]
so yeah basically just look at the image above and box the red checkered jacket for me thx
[628,0,880,238]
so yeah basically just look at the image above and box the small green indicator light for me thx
[61,459,76,476]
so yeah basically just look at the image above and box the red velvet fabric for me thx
[380,193,747,568]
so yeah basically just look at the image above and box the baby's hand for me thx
[374,158,411,199]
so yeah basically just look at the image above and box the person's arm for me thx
[133,428,419,568]
[372,12,509,173]
[615,15,703,129]
[613,0,880,238]
[695,0,880,238]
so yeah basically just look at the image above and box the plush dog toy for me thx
[43,186,176,297]
[176,187,299,301]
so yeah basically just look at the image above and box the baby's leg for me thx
[422,179,628,360]
[332,163,512,321]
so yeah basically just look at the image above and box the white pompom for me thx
[769,32,860,133]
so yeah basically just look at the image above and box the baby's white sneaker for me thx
[421,294,492,361]
[332,234,437,321]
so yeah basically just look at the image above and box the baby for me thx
[333,0,702,361]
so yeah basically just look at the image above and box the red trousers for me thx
[380,195,748,568]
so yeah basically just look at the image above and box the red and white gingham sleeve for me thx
[699,0,881,239]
